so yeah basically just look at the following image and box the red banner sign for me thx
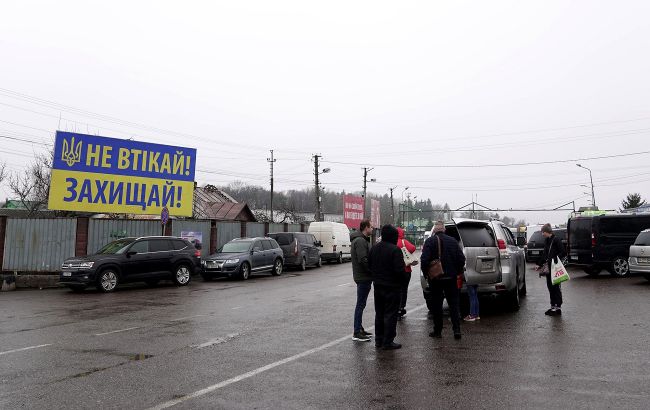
[343,194,365,229]
[370,199,381,228]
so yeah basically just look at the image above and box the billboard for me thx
[48,131,196,216]
[343,194,364,229]
[370,199,381,228]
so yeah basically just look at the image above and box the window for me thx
[529,231,544,244]
[501,225,515,245]
[172,239,189,250]
[252,241,263,252]
[149,239,172,252]
[297,234,314,245]
[457,224,496,247]
[635,232,650,246]
[221,241,253,253]
[262,240,274,250]
[96,238,135,255]
[268,239,280,249]
[555,229,567,241]
[270,233,293,246]
[129,241,149,254]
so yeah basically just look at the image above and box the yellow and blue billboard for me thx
[48,131,196,216]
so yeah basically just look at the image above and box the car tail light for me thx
[333,245,337,252]
[294,239,299,256]
[497,239,506,250]
[194,250,201,257]
[591,232,596,248]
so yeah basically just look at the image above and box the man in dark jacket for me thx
[420,221,466,340]
[369,224,407,350]
[535,224,567,316]
[351,219,373,342]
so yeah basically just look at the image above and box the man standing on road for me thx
[421,221,466,340]
[369,224,407,350]
[351,219,373,342]
[535,223,567,316]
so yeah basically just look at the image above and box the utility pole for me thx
[313,154,322,222]
[362,167,374,220]
[406,192,411,229]
[389,187,396,224]
[267,150,276,223]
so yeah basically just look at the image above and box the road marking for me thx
[0,344,51,356]
[94,326,141,336]
[194,333,240,349]
[170,315,206,321]
[230,306,243,310]
[148,303,428,410]
[336,282,351,287]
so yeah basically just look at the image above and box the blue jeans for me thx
[467,284,479,317]
[354,281,372,333]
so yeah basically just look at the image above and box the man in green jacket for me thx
[351,219,373,342]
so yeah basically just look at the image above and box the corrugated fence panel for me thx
[87,219,161,254]
[246,222,265,238]
[3,218,77,271]
[268,223,284,234]
[172,220,212,257]
[288,224,301,232]
[216,222,241,249]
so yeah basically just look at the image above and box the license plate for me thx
[481,261,494,271]
[62,272,72,277]
[639,257,650,264]
[531,251,540,255]
[570,256,578,260]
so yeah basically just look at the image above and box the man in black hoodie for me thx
[369,224,407,350]
[351,219,373,342]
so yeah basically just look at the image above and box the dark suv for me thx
[201,237,284,280]
[59,236,201,292]
[267,232,322,270]
[526,228,567,262]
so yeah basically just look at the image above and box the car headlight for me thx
[225,259,240,264]
[79,262,94,268]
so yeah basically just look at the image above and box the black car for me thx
[526,228,567,263]
[201,237,284,281]
[568,214,650,276]
[267,232,322,270]
[59,236,201,292]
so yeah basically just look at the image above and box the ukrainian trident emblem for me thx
[61,137,82,167]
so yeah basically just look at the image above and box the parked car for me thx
[420,218,526,311]
[59,236,201,292]
[568,214,650,276]
[526,228,567,263]
[308,222,351,263]
[629,229,650,281]
[201,237,284,280]
[267,232,322,270]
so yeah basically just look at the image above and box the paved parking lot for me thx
[1,262,648,409]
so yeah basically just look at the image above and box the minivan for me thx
[629,229,650,281]
[308,222,352,263]
[420,218,526,311]
[268,232,322,270]
[568,214,650,276]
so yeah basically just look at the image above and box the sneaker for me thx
[463,315,476,322]
[475,316,481,320]
[361,328,373,336]
[544,308,555,316]
[352,332,371,342]
[382,342,402,350]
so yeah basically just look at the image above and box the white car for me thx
[629,229,650,281]
[308,222,351,264]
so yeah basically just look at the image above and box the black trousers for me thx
[374,284,401,345]
[429,278,461,334]
[399,271,412,311]
[545,272,563,308]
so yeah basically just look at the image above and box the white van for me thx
[308,222,352,264]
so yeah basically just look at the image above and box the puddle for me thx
[129,353,154,361]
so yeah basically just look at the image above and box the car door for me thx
[498,223,523,278]
[262,240,276,268]
[123,240,151,281]
[304,234,319,265]
[454,219,500,285]
[148,238,174,276]
[250,240,267,271]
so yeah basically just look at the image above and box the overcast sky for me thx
[1,0,649,224]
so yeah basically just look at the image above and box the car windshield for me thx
[634,232,650,246]
[221,241,253,253]
[95,238,135,255]
[529,231,544,243]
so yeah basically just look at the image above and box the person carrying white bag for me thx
[534,224,568,316]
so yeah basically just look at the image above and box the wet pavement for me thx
[1,262,648,409]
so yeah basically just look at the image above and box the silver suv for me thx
[629,229,650,281]
[420,218,527,310]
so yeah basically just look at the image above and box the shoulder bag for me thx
[426,235,445,280]
[401,239,415,266]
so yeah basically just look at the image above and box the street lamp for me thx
[400,187,409,227]
[576,164,596,208]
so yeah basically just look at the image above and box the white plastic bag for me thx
[551,258,570,285]
[400,239,415,266]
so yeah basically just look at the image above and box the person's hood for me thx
[381,225,398,245]
[350,230,365,241]
[397,227,405,240]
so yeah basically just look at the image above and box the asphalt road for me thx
[1,261,648,409]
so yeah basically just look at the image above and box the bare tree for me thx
[9,153,52,216]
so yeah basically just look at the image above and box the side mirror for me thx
[126,251,137,258]
[516,237,526,247]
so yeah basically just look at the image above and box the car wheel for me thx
[145,279,160,287]
[96,269,119,293]
[609,257,629,277]
[583,266,601,276]
[300,257,307,271]
[337,253,343,264]
[272,259,283,276]
[239,262,251,280]
[68,285,86,292]
[508,273,521,311]
[173,264,192,286]
[316,256,322,268]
